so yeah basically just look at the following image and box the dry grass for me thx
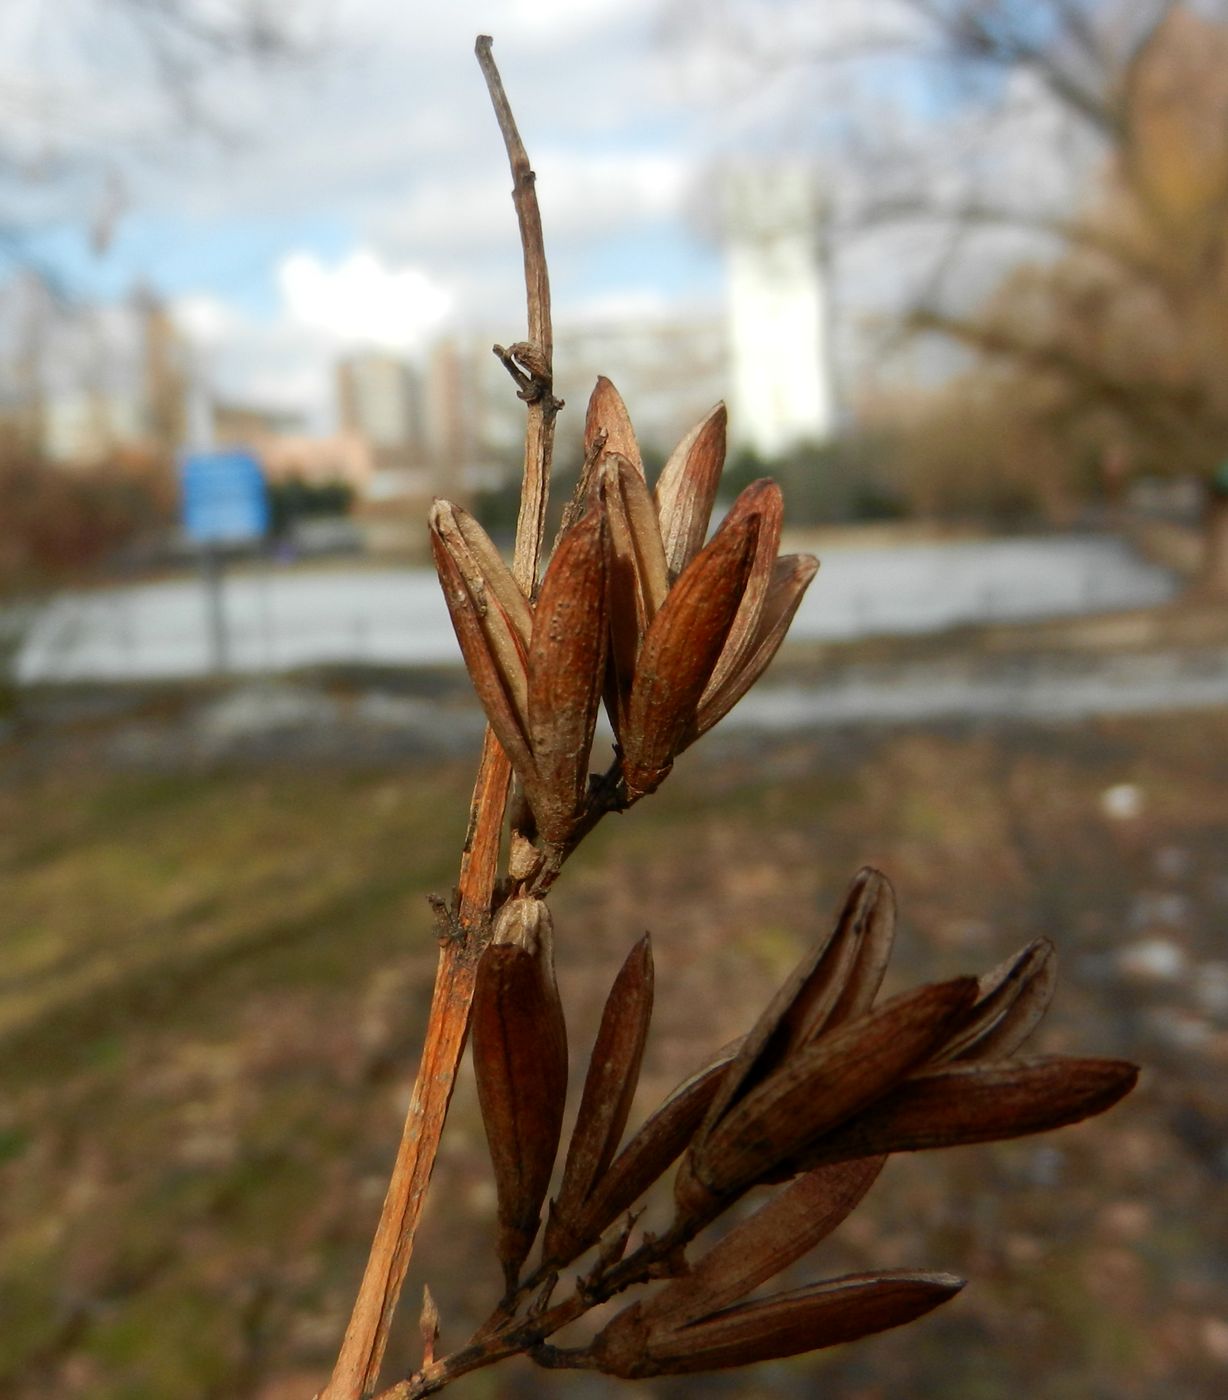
[2,706,1226,1398]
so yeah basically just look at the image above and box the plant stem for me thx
[319,737,509,1400]
[370,1227,690,1399]
[319,37,555,1400]
[475,33,560,598]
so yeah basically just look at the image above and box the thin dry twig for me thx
[319,37,558,1400]
[475,32,561,597]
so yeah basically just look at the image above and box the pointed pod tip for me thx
[695,399,727,432]
[596,1269,969,1377]
[1106,1059,1141,1098]
[727,477,783,518]
[850,866,896,913]
[853,864,890,888]
[631,929,654,965]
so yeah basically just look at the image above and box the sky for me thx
[1,0,741,422]
[0,0,1092,428]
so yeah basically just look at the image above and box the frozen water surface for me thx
[16,534,1176,684]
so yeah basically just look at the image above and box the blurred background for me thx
[2,2,1227,1397]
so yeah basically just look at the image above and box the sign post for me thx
[179,450,270,674]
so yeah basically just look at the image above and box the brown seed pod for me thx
[543,1043,739,1269]
[430,499,533,645]
[701,479,783,702]
[584,375,642,476]
[934,938,1058,1063]
[693,552,819,740]
[470,897,568,1291]
[697,868,896,1147]
[677,978,978,1226]
[601,454,671,740]
[644,1156,887,1330]
[590,1271,965,1377]
[430,502,534,781]
[527,501,609,844]
[653,401,727,580]
[620,511,759,798]
[791,1055,1140,1170]
[432,496,612,844]
[545,936,654,1263]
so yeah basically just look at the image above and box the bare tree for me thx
[674,0,1228,587]
[0,0,326,276]
[887,1,1228,588]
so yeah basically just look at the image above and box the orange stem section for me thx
[321,742,511,1398]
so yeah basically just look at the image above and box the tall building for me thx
[414,314,728,503]
[335,352,421,460]
[553,314,727,465]
[722,163,836,458]
[0,279,188,464]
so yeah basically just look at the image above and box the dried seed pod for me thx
[430,506,534,781]
[601,454,671,739]
[693,552,819,740]
[433,496,613,844]
[431,499,533,646]
[677,978,978,1225]
[620,511,759,798]
[645,1157,887,1330]
[545,936,654,1263]
[793,1056,1139,1169]
[935,938,1058,1064]
[526,501,609,843]
[471,898,568,1291]
[701,479,783,702]
[590,1271,964,1378]
[653,402,727,579]
[554,425,609,547]
[601,455,670,629]
[696,870,897,1156]
[584,375,642,475]
[824,866,897,1028]
[543,1044,739,1269]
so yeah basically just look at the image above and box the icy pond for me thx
[16,533,1178,685]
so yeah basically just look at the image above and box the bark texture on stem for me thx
[320,941,481,1399]
[321,36,555,1400]
[476,33,559,598]
[320,742,511,1400]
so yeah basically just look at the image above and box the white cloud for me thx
[277,248,453,351]
[172,293,331,426]
[536,150,690,234]
[172,247,457,429]
[506,0,659,40]
[565,287,672,322]
[175,294,244,347]
[375,150,690,261]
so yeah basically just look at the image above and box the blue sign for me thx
[180,451,270,545]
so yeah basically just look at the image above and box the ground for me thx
[1,675,1227,1398]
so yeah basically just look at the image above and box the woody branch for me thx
[319,36,558,1400]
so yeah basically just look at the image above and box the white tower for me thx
[722,164,835,458]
